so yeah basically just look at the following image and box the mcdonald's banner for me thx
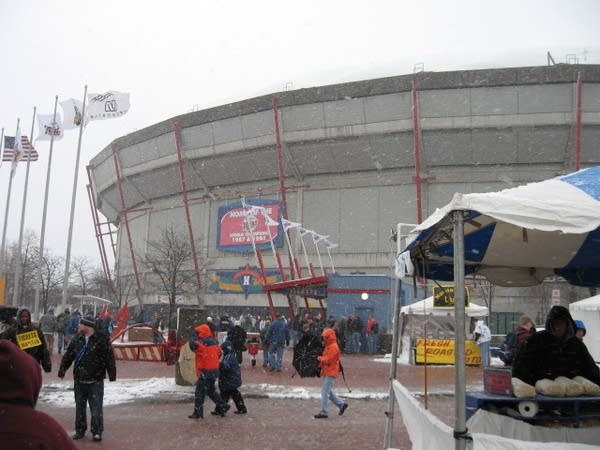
[415,338,481,365]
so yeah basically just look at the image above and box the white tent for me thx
[386,167,600,449]
[569,295,600,363]
[401,296,489,317]
[398,296,489,364]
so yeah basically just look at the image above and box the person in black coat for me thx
[227,321,247,364]
[212,339,247,415]
[0,307,51,373]
[58,315,117,442]
[512,305,600,387]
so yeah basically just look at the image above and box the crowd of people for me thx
[201,309,382,357]
[187,313,349,421]
[2,299,600,446]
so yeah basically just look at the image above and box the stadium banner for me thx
[208,265,281,298]
[217,199,283,253]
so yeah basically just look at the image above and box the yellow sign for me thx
[432,286,470,307]
[15,330,42,350]
[415,339,481,365]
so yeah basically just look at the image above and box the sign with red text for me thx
[415,339,480,365]
[217,200,283,253]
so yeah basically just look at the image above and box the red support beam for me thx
[172,121,203,294]
[255,246,276,319]
[272,97,289,219]
[272,98,298,319]
[574,71,583,171]
[111,144,143,297]
[85,167,114,295]
[411,80,435,225]
[412,80,424,224]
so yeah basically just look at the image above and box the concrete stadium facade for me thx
[88,64,600,317]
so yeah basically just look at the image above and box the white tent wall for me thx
[569,295,600,363]
[389,168,600,449]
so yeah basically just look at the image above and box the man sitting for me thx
[512,305,600,396]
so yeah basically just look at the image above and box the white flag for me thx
[262,213,279,227]
[61,98,87,129]
[282,218,302,231]
[87,91,130,121]
[312,233,329,244]
[37,113,64,141]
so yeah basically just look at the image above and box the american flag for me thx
[2,135,38,162]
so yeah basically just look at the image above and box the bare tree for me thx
[143,225,207,328]
[90,264,134,310]
[71,256,93,295]
[35,249,64,313]
[6,231,39,308]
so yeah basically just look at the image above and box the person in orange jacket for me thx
[314,327,348,419]
[188,323,230,419]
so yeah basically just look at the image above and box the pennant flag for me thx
[312,232,329,244]
[263,214,279,227]
[282,218,302,231]
[36,113,64,141]
[3,134,38,162]
[87,91,130,121]
[60,98,87,129]
[299,228,313,237]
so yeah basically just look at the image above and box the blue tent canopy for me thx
[402,167,600,287]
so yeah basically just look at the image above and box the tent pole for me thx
[383,276,402,448]
[453,211,468,450]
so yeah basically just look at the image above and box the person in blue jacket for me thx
[265,314,290,371]
[212,339,247,415]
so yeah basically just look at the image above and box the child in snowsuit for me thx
[188,323,230,419]
[212,339,247,415]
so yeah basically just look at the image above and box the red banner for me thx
[217,201,282,252]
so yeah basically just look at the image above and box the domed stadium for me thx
[88,64,600,320]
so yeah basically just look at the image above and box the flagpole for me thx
[12,107,37,306]
[62,85,87,309]
[0,119,20,280]
[34,96,59,319]
[0,128,3,170]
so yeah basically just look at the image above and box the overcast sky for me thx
[1,0,599,270]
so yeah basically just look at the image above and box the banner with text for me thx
[415,338,481,365]
[217,199,283,253]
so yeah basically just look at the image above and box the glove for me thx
[43,362,52,373]
[58,369,65,378]
[286,340,290,347]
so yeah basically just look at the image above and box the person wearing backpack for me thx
[499,315,535,365]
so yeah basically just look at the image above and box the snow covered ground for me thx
[39,354,497,408]
[39,378,388,408]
